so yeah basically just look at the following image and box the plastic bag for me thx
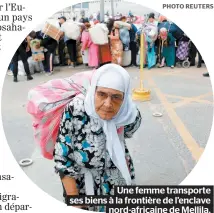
[62,22,81,40]
[18,57,34,76]
[89,24,109,45]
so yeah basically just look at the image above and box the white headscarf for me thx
[84,64,138,188]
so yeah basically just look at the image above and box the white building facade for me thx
[52,0,159,21]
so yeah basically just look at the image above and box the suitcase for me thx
[121,50,131,67]
[82,49,89,64]
[136,50,140,66]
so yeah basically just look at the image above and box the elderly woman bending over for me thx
[54,64,142,211]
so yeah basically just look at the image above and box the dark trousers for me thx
[12,45,31,78]
[130,41,137,66]
[198,51,202,66]
[66,39,77,63]
[59,39,66,65]
[42,51,54,72]
[189,42,197,65]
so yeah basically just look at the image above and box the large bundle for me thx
[76,43,83,64]
[119,28,130,47]
[89,23,109,45]
[26,70,95,159]
[18,57,35,76]
[143,22,158,36]
[42,19,62,41]
[114,21,131,30]
[62,22,81,40]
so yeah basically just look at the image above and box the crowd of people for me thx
[8,12,208,83]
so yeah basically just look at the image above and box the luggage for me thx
[121,50,131,67]
[30,39,45,62]
[82,49,89,64]
[18,57,34,76]
[89,23,109,45]
[77,56,83,64]
[136,50,140,66]
[32,50,44,62]
[32,61,44,72]
[42,20,62,41]
[176,41,189,60]
[53,55,60,65]
[119,28,130,47]
[62,22,81,40]
[26,70,95,159]
[114,21,131,30]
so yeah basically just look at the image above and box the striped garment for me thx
[27,70,95,159]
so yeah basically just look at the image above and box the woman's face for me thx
[148,18,154,23]
[95,87,124,120]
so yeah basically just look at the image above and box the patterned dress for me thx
[109,29,123,65]
[54,96,141,211]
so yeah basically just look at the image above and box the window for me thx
[72,3,81,8]
[82,2,89,8]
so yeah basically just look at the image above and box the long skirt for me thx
[88,44,99,67]
[99,44,112,65]
[147,45,156,69]
[110,40,123,65]
[162,45,175,67]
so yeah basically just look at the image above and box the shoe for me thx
[27,75,33,81]
[203,72,209,77]
[190,63,195,66]
[46,71,53,76]
[7,71,13,76]
[72,62,76,68]
[171,66,174,69]
[197,64,201,68]
[13,77,18,82]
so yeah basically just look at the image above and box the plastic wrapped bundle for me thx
[18,57,35,76]
[114,21,131,30]
[89,23,109,45]
[62,22,81,40]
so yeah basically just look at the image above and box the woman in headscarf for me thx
[158,27,176,68]
[107,19,123,65]
[54,64,141,212]
[158,15,167,23]
[81,18,99,69]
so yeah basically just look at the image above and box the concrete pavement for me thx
[1,64,213,202]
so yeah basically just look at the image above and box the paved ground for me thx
[1,64,213,202]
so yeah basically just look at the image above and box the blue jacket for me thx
[129,24,137,42]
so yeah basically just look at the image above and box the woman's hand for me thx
[26,46,30,52]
